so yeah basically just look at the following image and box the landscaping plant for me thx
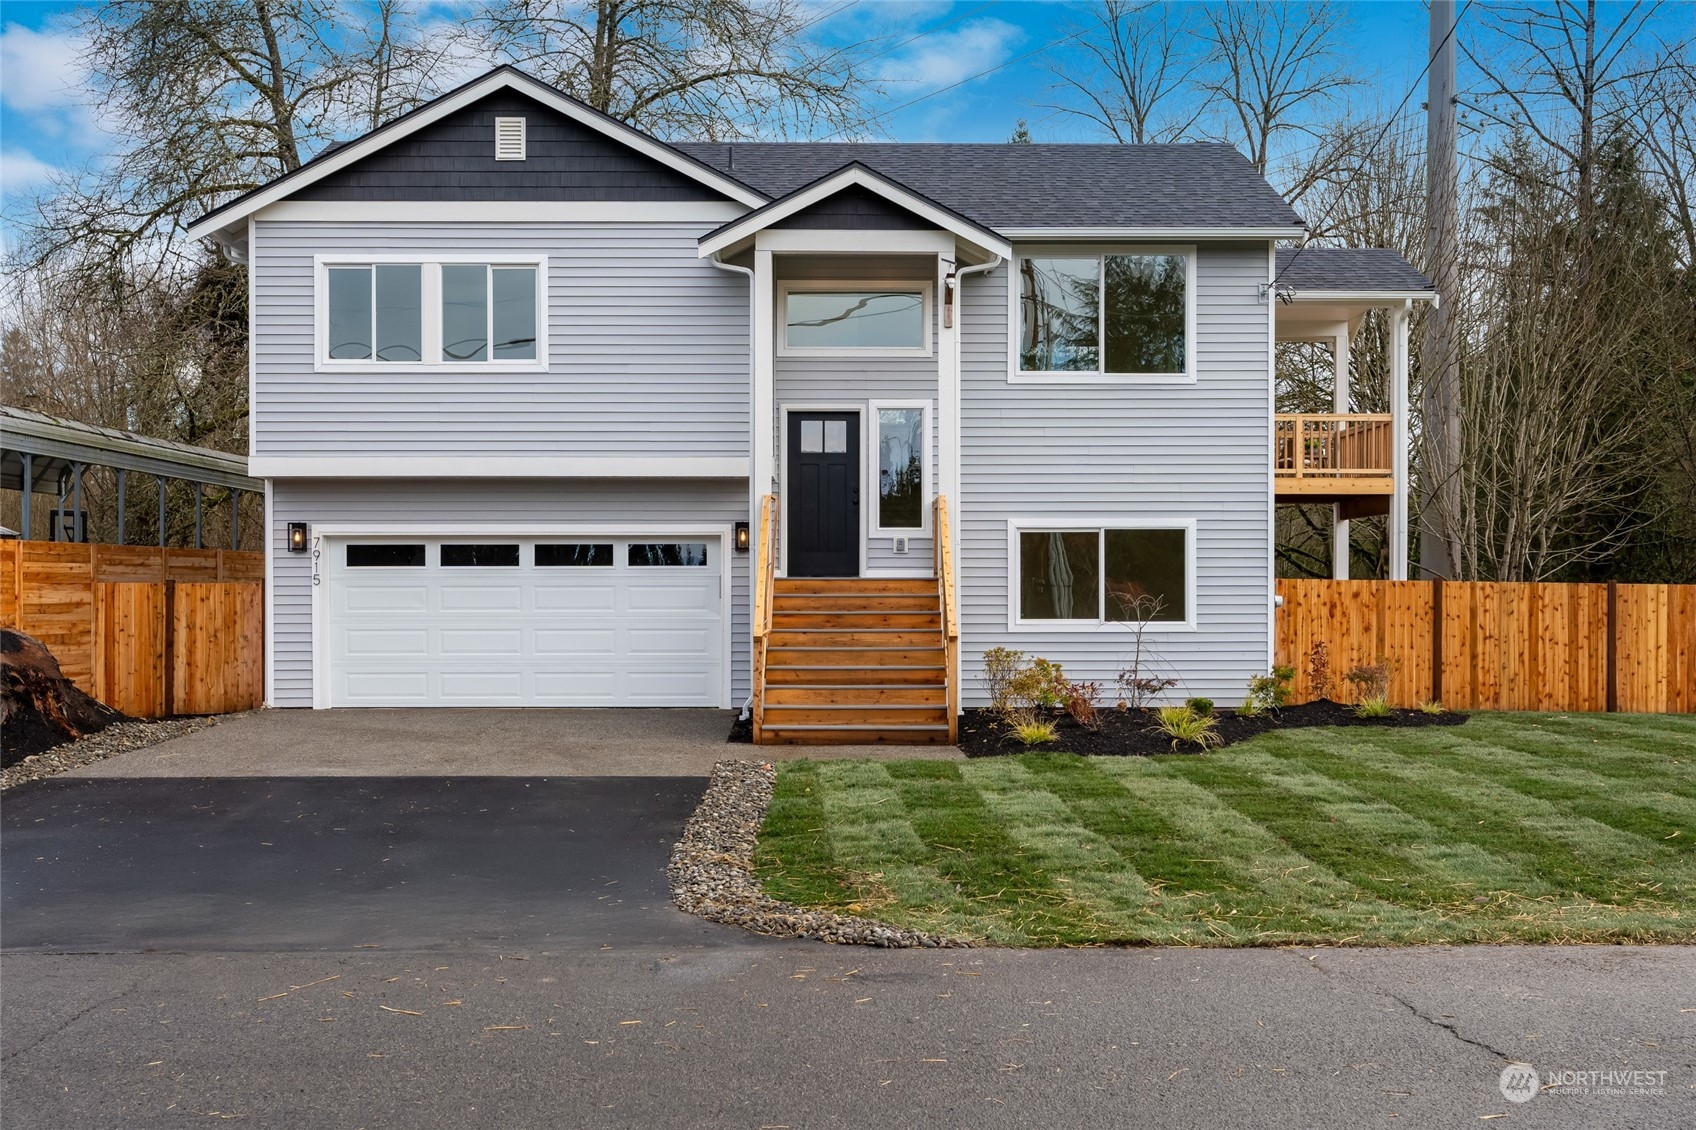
[1063,680,1102,731]
[1185,696,1214,717]
[1240,665,1296,716]
[1153,704,1222,751]
[1005,718,1060,747]
[1345,657,1395,718]
[1418,700,1447,715]
[980,647,1025,714]
[1112,594,1177,709]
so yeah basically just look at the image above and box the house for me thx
[186,66,1434,742]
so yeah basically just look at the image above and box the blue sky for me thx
[0,1,1684,199]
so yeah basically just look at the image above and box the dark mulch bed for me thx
[728,714,753,744]
[959,699,1468,758]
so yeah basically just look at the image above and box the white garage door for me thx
[326,536,724,707]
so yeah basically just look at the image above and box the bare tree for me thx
[470,0,875,141]
[1042,0,1210,144]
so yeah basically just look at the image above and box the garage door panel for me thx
[328,535,724,707]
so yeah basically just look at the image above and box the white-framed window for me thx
[868,400,931,535]
[315,255,547,372]
[1010,246,1195,382]
[1007,519,1195,631]
[779,280,932,357]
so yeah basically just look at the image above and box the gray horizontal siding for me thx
[251,220,750,458]
[773,255,938,572]
[957,243,1273,706]
[296,91,731,202]
[268,479,750,708]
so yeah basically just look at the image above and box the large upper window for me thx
[1017,250,1190,378]
[320,258,544,368]
[1015,525,1190,626]
[782,286,929,354]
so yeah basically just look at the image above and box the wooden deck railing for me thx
[934,494,960,742]
[750,493,778,742]
[1274,414,1394,481]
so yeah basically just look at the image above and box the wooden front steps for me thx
[757,577,951,744]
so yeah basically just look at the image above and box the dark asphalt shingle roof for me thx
[673,142,1305,231]
[1275,248,1433,293]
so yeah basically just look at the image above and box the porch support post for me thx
[1331,327,1351,580]
[1389,301,1411,580]
[117,468,127,546]
[751,248,777,557]
[72,462,84,543]
[193,482,203,549]
[937,253,960,561]
[158,476,168,547]
[231,489,239,549]
[19,453,32,539]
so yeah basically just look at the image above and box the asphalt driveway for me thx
[1,775,736,952]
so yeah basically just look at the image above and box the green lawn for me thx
[753,712,1696,946]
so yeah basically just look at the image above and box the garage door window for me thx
[440,543,520,567]
[536,543,613,567]
[629,542,708,567]
[346,543,426,567]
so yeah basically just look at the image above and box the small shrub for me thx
[1153,705,1222,751]
[1307,642,1333,700]
[1063,680,1102,730]
[1354,696,1392,719]
[981,647,1025,714]
[1113,593,1177,708]
[1005,717,1059,747]
[1344,656,1395,704]
[1116,671,1178,710]
[1007,656,1069,713]
[1185,696,1214,717]
[1242,665,1295,716]
[1417,700,1446,715]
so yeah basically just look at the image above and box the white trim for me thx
[777,402,867,578]
[310,523,736,710]
[256,200,750,224]
[263,478,275,708]
[1007,245,1199,385]
[752,249,777,501]
[1284,289,1439,303]
[1265,241,1277,675]
[313,254,548,373]
[754,229,957,255]
[867,400,933,537]
[187,68,766,241]
[777,280,933,358]
[248,217,257,461]
[998,226,1306,240]
[250,456,748,479]
[1004,518,1199,633]
[1390,300,1412,581]
[700,165,1011,260]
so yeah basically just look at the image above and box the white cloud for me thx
[877,18,1024,91]
[0,22,88,112]
[0,148,61,192]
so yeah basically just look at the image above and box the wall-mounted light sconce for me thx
[734,521,750,553]
[288,522,309,553]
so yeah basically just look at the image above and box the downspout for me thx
[709,252,758,720]
[946,252,1002,571]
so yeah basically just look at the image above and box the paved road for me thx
[5,776,1692,1128]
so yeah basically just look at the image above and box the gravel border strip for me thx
[1,715,228,791]
[668,759,972,948]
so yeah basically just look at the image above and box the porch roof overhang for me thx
[697,162,1012,264]
[0,405,259,493]
[1272,247,1438,341]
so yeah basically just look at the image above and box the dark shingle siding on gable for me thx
[1274,248,1433,292]
[294,92,732,203]
[674,142,1304,231]
[769,183,934,231]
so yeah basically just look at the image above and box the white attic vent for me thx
[494,116,526,161]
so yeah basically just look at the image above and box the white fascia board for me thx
[1285,289,1440,304]
[998,226,1307,240]
[186,70,767,243]
[257,200,750,224]
[699,166,1012,261]
[251,456,750,479]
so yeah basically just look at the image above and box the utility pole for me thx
[1420,0,1461,580]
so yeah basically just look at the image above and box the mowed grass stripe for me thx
[1463,717,1696,802]
[1282,735,1675,901]
[1499,713,1696,769]
[880,760,1084,944]
[755,760,847,908]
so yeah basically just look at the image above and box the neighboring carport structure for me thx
[0,405,260,548]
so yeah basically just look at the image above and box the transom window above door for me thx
[1015,249,1193,380]
[318,257,545,370]
[781,284,930,355]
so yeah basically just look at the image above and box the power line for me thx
[1272,0,1475,287]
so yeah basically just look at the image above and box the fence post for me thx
[163,579,177,718]
[1606,581,1619,713]
[1430,578,1444,705]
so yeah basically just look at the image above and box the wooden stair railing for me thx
[934,494,960,742]
[751,493,777,743]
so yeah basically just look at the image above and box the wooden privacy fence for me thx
[1,541,264,717]
[1275,579,1696,714]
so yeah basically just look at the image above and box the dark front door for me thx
[787,412,860,577]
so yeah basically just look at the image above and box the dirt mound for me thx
[1,629,129,766]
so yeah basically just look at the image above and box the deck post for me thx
[1332,328,1351,580]
[1389,301,1411,580]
